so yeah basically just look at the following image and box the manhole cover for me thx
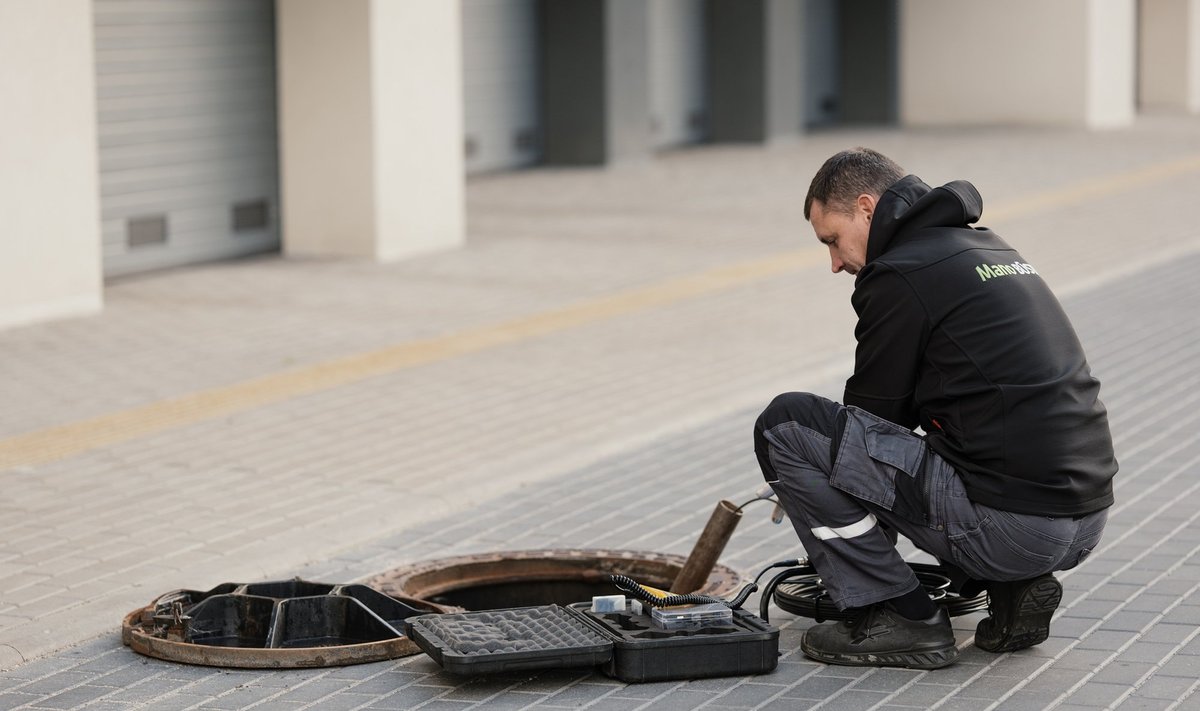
[122,579,447,668]
[366,549,744,610]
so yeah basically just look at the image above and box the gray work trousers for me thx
[753,392,1108,610]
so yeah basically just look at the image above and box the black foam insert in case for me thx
[404,603,778,683]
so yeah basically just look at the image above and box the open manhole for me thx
[122,579,448,668]
[365,549,744,610]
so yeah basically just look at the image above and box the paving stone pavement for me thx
[3,117,1200,708]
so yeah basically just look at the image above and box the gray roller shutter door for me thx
[462,0,540,174]
[649,0,706,148]
[804,0,840,127]
[94,0,280,278]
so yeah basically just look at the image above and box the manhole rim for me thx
[122,608,424,668]
[120,583,449,669]
[366,547,744,601]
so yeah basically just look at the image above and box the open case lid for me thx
[404,605,613,676]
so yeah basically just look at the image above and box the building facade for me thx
[1,0,1193,330]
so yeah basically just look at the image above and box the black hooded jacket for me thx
[846,175,1116,516]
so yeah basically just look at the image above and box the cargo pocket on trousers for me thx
[829,407,926,519]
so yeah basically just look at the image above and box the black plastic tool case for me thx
[405,604,778,683]
[568,602,779,682]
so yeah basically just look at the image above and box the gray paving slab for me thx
[755,699,820,711]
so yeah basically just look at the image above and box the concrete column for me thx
[277,0,464,261]
[0,1,102,330]
[706,0,803,142]
[540,0,651,165]
[1140,0,1200,112]
[900,0,1136,128]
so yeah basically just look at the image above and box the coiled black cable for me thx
[610,562,987,622]
[719,559,804,609]
[758,566,814,623]
[608,574,725,608]
[767,562,989,623]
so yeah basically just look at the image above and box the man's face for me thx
[809,196,875,276]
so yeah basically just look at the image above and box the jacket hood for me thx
[866,175,984,264]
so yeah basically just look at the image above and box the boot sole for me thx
[977,577,1062,653]
[801,638,959,670]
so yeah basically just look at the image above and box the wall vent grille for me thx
[127,215,168,248]
[232,200,270,232]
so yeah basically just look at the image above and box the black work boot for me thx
[975,574,1062,653]
[801,605,958,669]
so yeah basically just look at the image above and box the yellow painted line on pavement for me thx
[3,152,1200,469]
[985,153,1200,222]
[0,251,821,469]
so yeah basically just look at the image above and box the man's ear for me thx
[857,193,876,221]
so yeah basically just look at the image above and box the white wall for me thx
[371,0,464,260]
[900,0,1135,127]
[1192,0,1200,112]
[0,1,102,329]
[1087,0,1136,127]
[1140,0,1200,112]
[277,0,464,261]
[276,0,377,258]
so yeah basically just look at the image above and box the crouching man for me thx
[755,148,1116,669]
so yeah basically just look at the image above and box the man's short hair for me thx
[804,148,906,220]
